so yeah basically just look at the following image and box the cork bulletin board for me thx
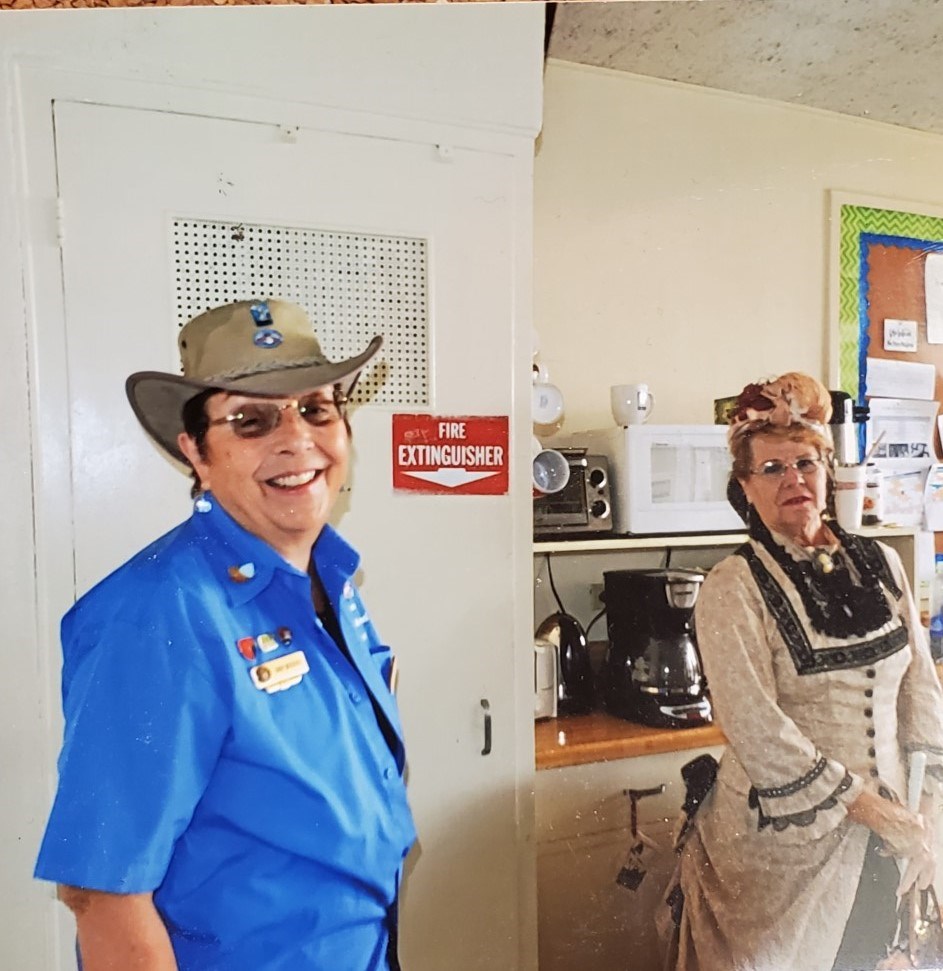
[831,193,943,548]
[832,194,943,456]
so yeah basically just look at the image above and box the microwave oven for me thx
[533,448,613,538]
[563,425,743,535]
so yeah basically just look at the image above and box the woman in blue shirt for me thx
[36,299,416,971]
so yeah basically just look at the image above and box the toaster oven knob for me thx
[590,499,610,520]
[588,467,607,490]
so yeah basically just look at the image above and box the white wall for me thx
[535,59,943,434]
[1,9,542,969]
[2,6,542,136]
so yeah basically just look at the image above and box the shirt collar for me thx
[189,492,360,607]
[312,522,361,585]
[191,493,303,607]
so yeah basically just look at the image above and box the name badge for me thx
[250,650,309,694]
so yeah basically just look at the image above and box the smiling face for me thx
[177,387,349,570]
[739,431,830,546]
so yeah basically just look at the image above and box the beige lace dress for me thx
[661,530,943,971]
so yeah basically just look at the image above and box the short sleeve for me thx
[35,608,230,893]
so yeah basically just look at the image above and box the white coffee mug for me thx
[834,464,867,532]
[532,381,565,425]
[610,383,655,426]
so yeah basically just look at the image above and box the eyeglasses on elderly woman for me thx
[749,456,825,479]
[208,390,348,440]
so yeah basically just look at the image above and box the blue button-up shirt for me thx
[36,495,416,970]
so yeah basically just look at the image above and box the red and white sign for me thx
[392,414,509,495]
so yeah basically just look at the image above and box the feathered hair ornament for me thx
[727,372,832,446]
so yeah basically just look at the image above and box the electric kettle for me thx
[534,612,595,715]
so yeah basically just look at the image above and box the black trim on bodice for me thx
[745,512,899,637]
[735,521,908,676]
[737,544,908,675]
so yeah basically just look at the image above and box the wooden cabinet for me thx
[535,745,723,971]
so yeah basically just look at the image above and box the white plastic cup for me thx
[610,383,655,426]
[532,449,570,495]
[834,464,867,532]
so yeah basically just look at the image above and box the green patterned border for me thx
[838,203,943,399]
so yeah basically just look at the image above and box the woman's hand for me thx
[897,836,936,897]
[847,789,936,894]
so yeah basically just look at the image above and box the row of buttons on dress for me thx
[864,668,878,777]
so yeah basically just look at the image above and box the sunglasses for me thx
[208,392,348,440]
[750,457,824,479]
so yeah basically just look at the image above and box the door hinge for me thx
[56,196,66,247]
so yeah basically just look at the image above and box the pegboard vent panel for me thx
[171,218,429,406]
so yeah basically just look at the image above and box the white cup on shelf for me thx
[533,381,565,426]
[834,464,867,532]
[610,383,655,426]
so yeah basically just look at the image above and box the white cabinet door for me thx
[48,99,528,970]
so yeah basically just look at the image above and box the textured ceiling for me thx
[547,0,943,137]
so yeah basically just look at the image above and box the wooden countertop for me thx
[536,663,943,769]
[535,711,726,770]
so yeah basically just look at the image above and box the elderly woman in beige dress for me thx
[661,372,943,971]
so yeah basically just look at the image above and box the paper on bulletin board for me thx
[866,358,936,400]
[884,319,918,352]
[925,252,943,343]
[877,460,932,527]
[924,464,943,531]
[867,397,937,461]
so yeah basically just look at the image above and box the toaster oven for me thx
[533,448,613,538]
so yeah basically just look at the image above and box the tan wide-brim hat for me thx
[126,299,382,465]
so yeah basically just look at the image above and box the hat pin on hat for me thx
[249,300,283,349]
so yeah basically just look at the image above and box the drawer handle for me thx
[481,698,492,756]
[624,784,665,837]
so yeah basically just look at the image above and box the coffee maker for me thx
[601,569,712,728]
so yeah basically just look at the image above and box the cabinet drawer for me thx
[535,745,723,843]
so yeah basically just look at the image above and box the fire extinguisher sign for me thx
[392,414,509,495]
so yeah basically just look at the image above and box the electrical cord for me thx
[585,607,607,639]
[547,554,607,637]
[545,554,567,614]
